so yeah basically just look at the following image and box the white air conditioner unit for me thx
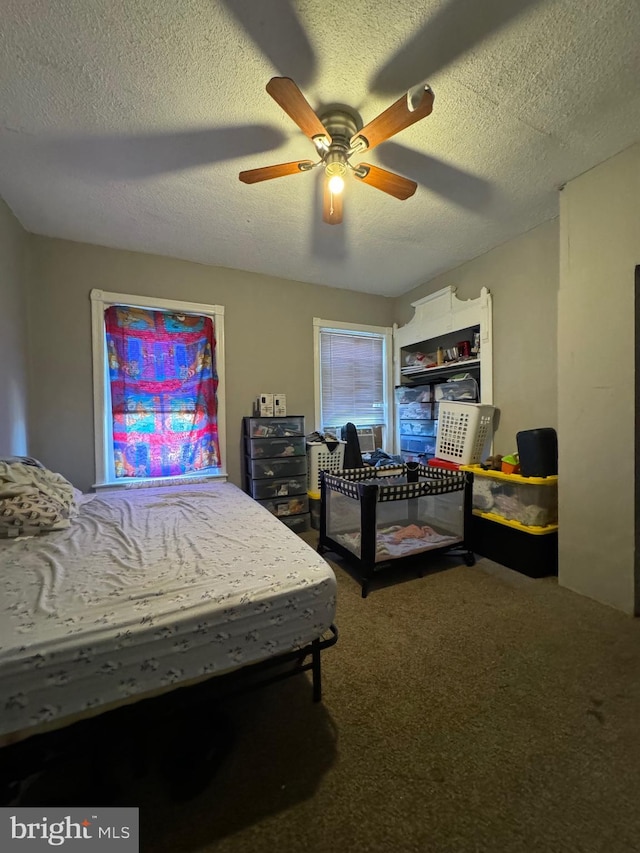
[356,428,376,454]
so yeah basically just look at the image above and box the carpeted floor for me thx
[12,534,640,852]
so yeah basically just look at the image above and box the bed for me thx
[0,477,337,744]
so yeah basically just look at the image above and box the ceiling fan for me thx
[239,77,434,224]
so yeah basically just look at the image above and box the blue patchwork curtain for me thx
[105,306,220,478]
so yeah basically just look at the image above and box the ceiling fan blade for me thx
[239,160,314,184]
[266,77,329,144]
[353,164,417,200]
[322,179,343,224]
[351,85,434,152]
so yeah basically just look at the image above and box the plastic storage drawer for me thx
[398,401,434,420]
[281,512,311,533]
[249,476,307,500]
[246,456,307,479]
[257,495,309,518]
[243,416,305,438]
[396,386,432,404]
[400,437,436,455]
[434,378,478,402]
[245,436,306,459]
[399,419,437,437]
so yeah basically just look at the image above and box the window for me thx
[313,318,393,450]
[91,290,226,487]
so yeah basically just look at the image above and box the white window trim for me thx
[90,289,227,489]
[312,317,394,443]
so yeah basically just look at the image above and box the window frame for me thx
[312,317,394,447]
[90,289,227,488]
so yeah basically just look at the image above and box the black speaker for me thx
[516,428,558,477]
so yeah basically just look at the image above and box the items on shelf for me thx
[433,374,479,402]
[500,454,520,475]
[401,355,481,377]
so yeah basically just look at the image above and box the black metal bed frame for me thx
[207,622,339,703]
[0,624,339,804]
[318,463,475,597]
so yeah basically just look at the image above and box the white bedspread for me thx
[0,482,336,736]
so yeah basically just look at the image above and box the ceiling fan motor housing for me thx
[318,107,361,173]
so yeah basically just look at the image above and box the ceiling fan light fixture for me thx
[325,150,348,194]
[327,174,345,194]
[325,152,348,176]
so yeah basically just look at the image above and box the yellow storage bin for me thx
[461,464,558,529]
[308,490,321,530]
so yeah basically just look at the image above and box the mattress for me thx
[0,482,336,737]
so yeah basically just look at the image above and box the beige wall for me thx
[0,198,29,457]
[558,142,640,614]
[15,148,640,615]
[394,219,560,455]
[26,236,393,491]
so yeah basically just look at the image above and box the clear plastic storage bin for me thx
[245,436,306,459]
[462,465,558,529]
[244,416,305,438]
[281,513,311,533]
[249,476,307,500]
[434,378,478,402]
[398,401,433,420]
[396,386,432,404]
[257,495,309,517]
[247,457,307,479]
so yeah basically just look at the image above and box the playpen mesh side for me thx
[323,466,466,562]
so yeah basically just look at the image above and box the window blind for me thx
[319,329,385,428]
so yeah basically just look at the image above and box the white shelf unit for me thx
[393,286,493,462]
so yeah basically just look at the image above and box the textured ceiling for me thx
[1,0,639,296]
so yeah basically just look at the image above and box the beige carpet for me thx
[18,535,640,852]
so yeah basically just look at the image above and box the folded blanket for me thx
[0,462,78,535]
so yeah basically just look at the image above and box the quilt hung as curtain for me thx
[105,306,220,478]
